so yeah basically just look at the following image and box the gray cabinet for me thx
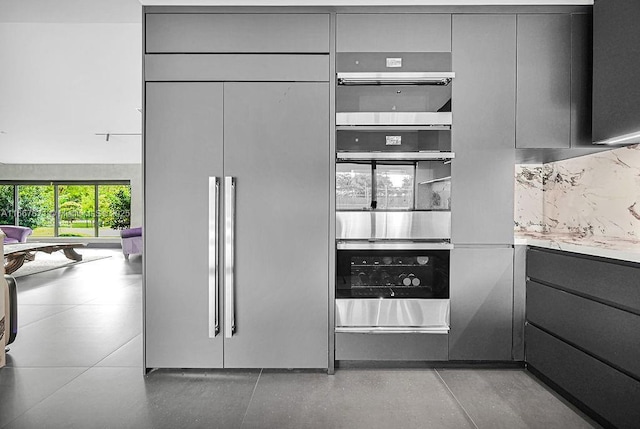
[336,14,451,52]
[571,13,593,147]
[516,14,571,149]
[593,0,640,144]
[525,247,640,428]
[146,13,330,53]
[145,81,330,369]
[449,247,514,361]
[451,14,516,245]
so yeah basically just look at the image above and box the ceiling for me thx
[0,0,142,164]
[0,0,592,165]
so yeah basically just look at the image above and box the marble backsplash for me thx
[515,144,640,246]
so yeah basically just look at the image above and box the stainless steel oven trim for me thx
[336,211,451,241]
[335,298,450,333]
[336,151,454,161]
[336,112,452,126]
[337,241,453,250]
[335,326,449,334]
[337,72,455,86]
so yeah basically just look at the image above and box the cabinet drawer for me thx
[146,13,330,53]
[337,14,451,52]
[526,325,640,429]
[527,280,640,379]
[336,333,448,361]
[527,248,640,313]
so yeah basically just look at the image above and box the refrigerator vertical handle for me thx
[208,177,219,337]
[224,176,236,338]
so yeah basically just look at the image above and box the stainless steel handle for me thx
[208,177,219,337]
[224,176,236,338]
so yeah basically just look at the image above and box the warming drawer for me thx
[336,299,450,334]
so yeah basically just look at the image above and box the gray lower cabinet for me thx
[449,247,514,361]
[145,81,329,369]
[525,247,640,428]
[451,14,515,245]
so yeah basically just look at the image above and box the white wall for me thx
[0,22,142,164]
[0,164,142,227]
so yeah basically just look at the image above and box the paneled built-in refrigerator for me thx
[145,82,330,369]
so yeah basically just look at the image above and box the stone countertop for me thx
[514,232,640,264]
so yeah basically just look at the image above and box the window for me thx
[18,185,55,237]
[0,184,15,224]
[98,185,131,237]
[58,185,95,237]
[0,181,131,238]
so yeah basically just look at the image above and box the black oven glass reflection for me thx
[336,249,449,299]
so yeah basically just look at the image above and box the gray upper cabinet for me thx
[451,14,516,245]
[336,14,451,52]
[571,13,593,147]
[516,14,571,149]
[146,13,330,53]
[592,0,640,144]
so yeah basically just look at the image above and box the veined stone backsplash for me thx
[515,144,640,244]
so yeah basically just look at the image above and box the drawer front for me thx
[146,13,330,53]
[526,325,640,429]
[337,14,451,52]
[527,280,640,379]
[145,54,329,82]
[527,248,640,313]
[335,333,448,361]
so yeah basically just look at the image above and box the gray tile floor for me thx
[1,248,601,429]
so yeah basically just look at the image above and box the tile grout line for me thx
[240,368,262,428]
[91,333,141,368]
[16,303,84,330]
[0,366,94,429]
[434,369,480,429]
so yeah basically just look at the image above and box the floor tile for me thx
[0,367,87,428]
[3,367,259,429]
[17,304,76,328]
[436,369,601,429]
[95,334,143,368]
[241,369,475,429]
[5,305,141,367]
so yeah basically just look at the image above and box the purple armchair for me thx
[1,225,33,244]
[120,227,142,260]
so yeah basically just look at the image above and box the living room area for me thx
[0,0,142,271]
[1,0,144,401]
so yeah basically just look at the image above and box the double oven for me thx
[335,52,454,334]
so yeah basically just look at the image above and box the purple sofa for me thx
[120,227,142,260]
[1,225,33,244]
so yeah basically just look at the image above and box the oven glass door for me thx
[336,249,449,299]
